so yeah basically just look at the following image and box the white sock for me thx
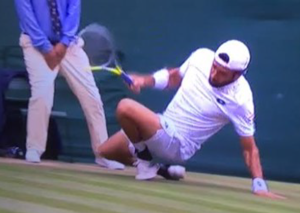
[120,129,146,153]
[128,142,137,157]
[120,129,142,166]
[133,142,146,152]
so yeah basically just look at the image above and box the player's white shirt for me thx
[163,48,255,161]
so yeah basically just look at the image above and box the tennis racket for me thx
[79,23,133,85]
[89,62,133,85]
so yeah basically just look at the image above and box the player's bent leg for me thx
[98,131,186,180]
[116,98,161,143]
[97,131,135,166]
[116,99,185,180]
[116,98,162,179]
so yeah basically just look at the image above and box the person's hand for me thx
[128,74,145,94]
[43,49,59,70]
[168,68,181,88]
[252,178,286,200]
[54,43,67,62]
[254,191,286,200]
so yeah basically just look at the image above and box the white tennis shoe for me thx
[167,165,186,180]
[25,149,41,163]
[135,159,159,180]
[135,160,186,181]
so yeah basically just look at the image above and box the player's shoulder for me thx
[234,76,254,107]
[186,48,214,75]
[226,77,255,125]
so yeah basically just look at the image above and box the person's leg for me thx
[116,98,160,176]
[116,99,178,180]
[98,130,186,180]
[98,130,135,165]
[59,38,124,169]
[116,98,161,144]
[19,34,58,162]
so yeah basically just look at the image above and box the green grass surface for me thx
[0,159,299,213]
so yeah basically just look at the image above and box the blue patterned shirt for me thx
[14,0,81,53]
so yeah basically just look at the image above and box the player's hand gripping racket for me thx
[79,23,133,85]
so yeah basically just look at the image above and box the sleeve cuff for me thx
[237,130,255,137]
[60,36,72,47]
[36,41,53,54]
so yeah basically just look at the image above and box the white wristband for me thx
[252,178,268,193]
[152,68,169,89]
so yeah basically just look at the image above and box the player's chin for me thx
[209,79,223,88]
[208,78,231,88]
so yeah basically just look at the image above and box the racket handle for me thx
[121,72,133,85]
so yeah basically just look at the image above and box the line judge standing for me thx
[14,0,124,169]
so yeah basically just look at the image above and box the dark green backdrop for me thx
[0,0,299,182]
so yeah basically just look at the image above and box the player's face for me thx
[209,61,241,87]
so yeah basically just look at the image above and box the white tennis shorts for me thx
[144,114,186,164]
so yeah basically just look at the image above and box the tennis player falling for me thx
[97,40,285,199]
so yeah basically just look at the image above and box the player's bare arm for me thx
[129,68,183,93]
[240,136,263,178]
[240,136,286,199]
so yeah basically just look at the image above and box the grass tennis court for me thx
[0,159,299,213]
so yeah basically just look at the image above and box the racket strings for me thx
[79,23,132,85]
[79,23,117,67]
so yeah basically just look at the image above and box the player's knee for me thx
[116,98,135,118]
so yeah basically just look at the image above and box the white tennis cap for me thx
[214,40,250,72]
